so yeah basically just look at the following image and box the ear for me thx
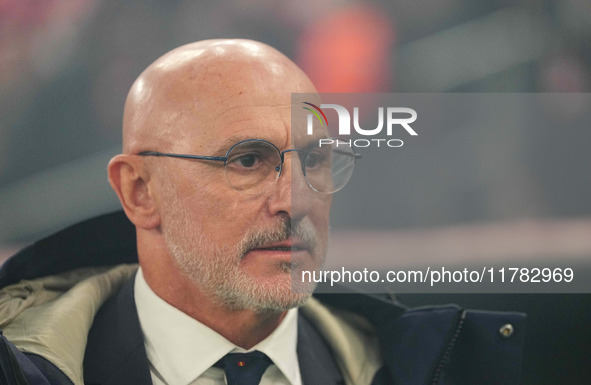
[108,154,161,229]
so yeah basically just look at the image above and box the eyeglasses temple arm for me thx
[137,151,226,162]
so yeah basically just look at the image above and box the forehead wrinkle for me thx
[202,103,290,138]
[209,103,291,124]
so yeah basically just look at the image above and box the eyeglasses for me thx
[138,138,361,195]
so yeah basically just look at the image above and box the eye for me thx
[225,140,281,176]
[305,150,328,170]
[238,154,257,167]
[228,152,262,170]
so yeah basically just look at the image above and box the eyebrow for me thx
[296,136,330,149]
[213,134,287,153]
[211,136,254,155]
[210,134,325,155]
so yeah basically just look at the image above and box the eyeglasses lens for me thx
[224,140,356,194]
[225,141,281,194]
[304,142,356,193]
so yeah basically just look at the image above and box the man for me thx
[0,39,525,385]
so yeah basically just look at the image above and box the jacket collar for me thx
[298,311,345,385]
[83,272,152,385]
[0,211,137,288]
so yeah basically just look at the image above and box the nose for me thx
[267,152,312,221]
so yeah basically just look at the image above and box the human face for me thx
[154,90,331,313]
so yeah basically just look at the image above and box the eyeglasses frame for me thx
[137,138,361,193]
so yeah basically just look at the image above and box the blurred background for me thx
[1,0,590,383]
[1,0,591,248]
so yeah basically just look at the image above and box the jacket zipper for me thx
[430,309,467,385]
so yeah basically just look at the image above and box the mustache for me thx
[238,218,318,257]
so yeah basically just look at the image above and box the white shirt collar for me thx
[247,303,301,385]
[134,267,301,385]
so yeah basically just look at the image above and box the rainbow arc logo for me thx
[302,102,328,126]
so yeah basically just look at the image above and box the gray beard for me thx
[161,203,321,313]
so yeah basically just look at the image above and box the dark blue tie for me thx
[216,351,272,385]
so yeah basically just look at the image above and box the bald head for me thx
[122,39,316,154]
[109,39,332,327]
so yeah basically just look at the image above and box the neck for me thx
[185,304,287,350]
[140,253,286,349]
